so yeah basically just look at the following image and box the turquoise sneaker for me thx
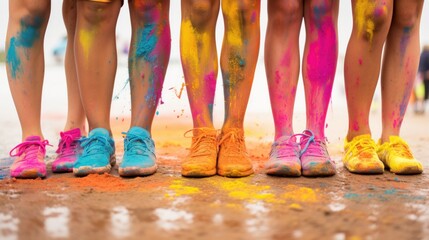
[119,127,157,177]
[73,128,116,177]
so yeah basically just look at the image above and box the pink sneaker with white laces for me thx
[10,136,51,179]
[52,128,81,173]
[299,130,336,177]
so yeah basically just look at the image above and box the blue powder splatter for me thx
[135,24,158,62]
[6,16,43,79]
[6,38,21,79]
[384,188,397,195]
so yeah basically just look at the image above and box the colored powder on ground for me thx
[165,180,200,197]
[214,180,284,204]
[66,173,140,192]
[282,185,318,203]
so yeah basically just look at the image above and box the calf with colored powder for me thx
[52,0,88,174]
[180,0,261,178]
[264,0,339,177]
[73,0,171,178]
[343,0,423,175]
[5,0,85,179]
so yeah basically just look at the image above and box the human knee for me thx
[130,0,166,22]
[354,3,390,41]
[185,0,215,27]
[223,0,259,24]
[268,0,301,25]
[15,1,50,28]
[308,0,336,23]
[392,8,419,30]
[79,0,120,25]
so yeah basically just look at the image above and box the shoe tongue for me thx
[89,128,110,137]
[25,136,42,142]
[128,126,150,138]
[65,128,82,138]
[193,128,216,136]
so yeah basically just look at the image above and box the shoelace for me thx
[271,136,299,158]
[348,137,376,158]
[388,140,413,159]
[299,130,327,157]
[184,129,217,157]
[10,139,51,162]
[122,132,155,155]
[218,130,246,157]
[80,135,113,155]
[56,132,79,156]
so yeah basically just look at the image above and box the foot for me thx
[299,130,335,177]
[119,127,157,177]
[343,134,384,174]
[181,128,217,177]
[52,128,81,173]
[265,135,301,177]
[377,136,423,175]
[73,128,116,177]
[10,136,50,179]
[217,128,253,178]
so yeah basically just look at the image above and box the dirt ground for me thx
[0,111,428,240]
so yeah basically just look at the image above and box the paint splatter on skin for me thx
[355,0,376,43]
[399,27,412,64]
[79,29,96,61]
[180,20,212,90]
[135,24,158,62]
[305,2,337,139]
[222,1,244,48]
[6,16,43,79]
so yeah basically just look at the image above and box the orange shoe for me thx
[181,128,217,177]
[217,128,254,177]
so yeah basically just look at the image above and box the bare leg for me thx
[180,0,219,177]
[221,0,261,130]
[75,0,121,134]
[302,0,338,140]
[129,0,171,133]
[63,0,87,135]
[380,0,423,141]
[6,0,51,140]
[180,0,220,129]
[265,0,303,140]
[344,0,393,141]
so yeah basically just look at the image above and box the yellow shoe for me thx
[343,134,384,174]
[218,128,254,177]
[181,128,217,177]
[377,136,423,175]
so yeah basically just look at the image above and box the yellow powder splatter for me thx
[222,0,243,48]
[355,0,376,43]
[212,180,284,204]
[79,29,95,61]
[288,203,303,211]
[282,185,318,203]
[165,179,200,197]
[180,19,212,90]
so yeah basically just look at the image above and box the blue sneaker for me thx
[119,126,157,177]
[73,128,116,177]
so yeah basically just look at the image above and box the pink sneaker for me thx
[52,128,81,173]
[299,130,336,177]
[9,136,50,179]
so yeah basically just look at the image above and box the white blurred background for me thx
[0,1,428,154]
